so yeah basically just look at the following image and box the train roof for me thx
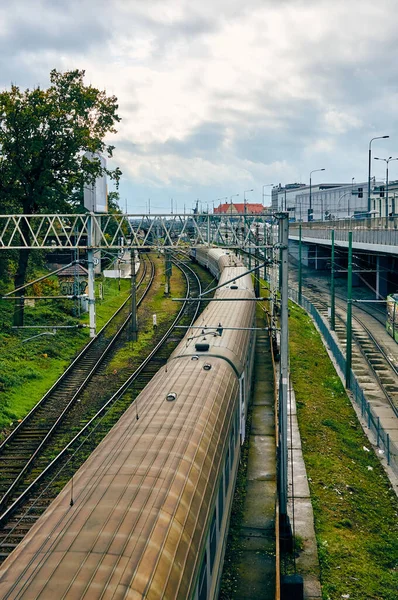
[169,266,255,375]
[0,358,238,599]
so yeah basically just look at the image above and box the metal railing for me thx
[290,215,398,231]
[289,288,397,476]
[289,217,398,249]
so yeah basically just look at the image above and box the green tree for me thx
[0,69,122,325]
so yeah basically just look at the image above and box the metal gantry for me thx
[1,211,274,338]
[0,212,272,250]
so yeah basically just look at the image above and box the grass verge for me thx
[289,301,398,600]
[0,269,133,436]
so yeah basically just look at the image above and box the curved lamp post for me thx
[368,136,389,213]
[244,189,254,213]
[374,156,398,218]
[230,193,239,214]
[337,190,353,218]
[262,184,274,207]
[213,196,228,213]
[309,168,325,221]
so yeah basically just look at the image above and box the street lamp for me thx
[337,190,353,218]
[262,184,274,206]
[309,169,325,221]
[244,189,254,213]
[368,136,389,213]
[230,193,239,214]
[374,156,398,218]
[214,196,228,213]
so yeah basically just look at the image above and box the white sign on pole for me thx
[83,153,108,213]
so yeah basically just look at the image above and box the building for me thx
[214,203,265,215]
[373,179,398,218]
[271,181,381,222]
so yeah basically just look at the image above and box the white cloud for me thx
[324,109,363,134]
[1,0,398,207]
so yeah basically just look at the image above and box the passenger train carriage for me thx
[386,293,398,343]
[0,248,256,600]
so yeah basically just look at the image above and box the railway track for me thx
[0,255,206,563]
[298,280,398,418]
[0,255,154,511]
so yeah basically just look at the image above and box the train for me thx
[386,293,398,342]
[0,248,257,600]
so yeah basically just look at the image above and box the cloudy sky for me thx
[1,0,397,213]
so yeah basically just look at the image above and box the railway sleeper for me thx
[0,533,27,541]
[1,524,33,534]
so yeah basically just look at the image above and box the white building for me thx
[271,181,382,222]
[373,179,398,218]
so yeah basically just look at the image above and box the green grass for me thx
[289,301,398,600]
[105,261,186,372]
[0,273,133,436]
[92,278,131,331]
[0,257,188,438]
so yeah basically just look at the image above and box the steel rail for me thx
[335,302,398,417]
[303,288,398,418]
[322,287,398,379]
[0,257,155,511]
[0,256,149,453]
[0,258,202,530]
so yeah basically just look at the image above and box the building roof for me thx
[214,203,265,214]
[57,264,88,277]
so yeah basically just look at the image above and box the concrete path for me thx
[232,332,277,599]
[287,383,322,600]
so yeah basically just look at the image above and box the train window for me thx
[198,554,208,600]
[225,449,230,491]
[218,477,224,529]
[230,430,235,462]
[209,510,217,574]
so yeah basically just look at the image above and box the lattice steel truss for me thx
[0,213,273,250]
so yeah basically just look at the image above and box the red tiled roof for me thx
[214,203,265,214]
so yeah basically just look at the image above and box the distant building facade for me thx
[271,181,382,221]
[373,180,398,218]
[214,203,265,215]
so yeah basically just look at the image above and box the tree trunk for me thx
[13,218,31,327]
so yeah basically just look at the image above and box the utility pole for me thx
[165,250,172,296]
[298,224,302,304]
[345,231,353,388]
[278,212,292,549]
[87,214,96,338]
[131,249,138,341]
[330,229,335,331]
[255,223,260,298]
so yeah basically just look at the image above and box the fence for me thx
[289,288,398,477]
